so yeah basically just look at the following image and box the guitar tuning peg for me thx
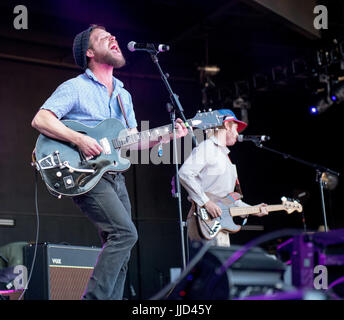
[197,110,201,113]
[281,196,287,202]
[208,108,212,112]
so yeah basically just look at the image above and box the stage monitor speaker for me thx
[168,243,287,300]
[24,243,101,300]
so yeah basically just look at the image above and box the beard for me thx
[94,50,126,69]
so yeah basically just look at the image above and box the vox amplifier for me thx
[24,243,101,300]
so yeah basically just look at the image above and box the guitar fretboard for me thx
[230,205,284,217]
[112,119,193,148]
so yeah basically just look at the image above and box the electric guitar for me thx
[193,196,303,240]
[33,111,223,198]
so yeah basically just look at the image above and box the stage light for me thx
[310,106,318,114]
[197,65,220,76]
[309,96,334,115]
[321,172,339,190]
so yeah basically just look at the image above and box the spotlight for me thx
[310,96,334,114]
[197,65,220,76]
[321,172,339,191]
[310,106,318,114]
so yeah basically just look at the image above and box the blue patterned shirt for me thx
[40,68,137,128]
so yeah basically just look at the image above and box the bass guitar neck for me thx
[230,205,285,217]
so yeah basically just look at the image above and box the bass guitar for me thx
[33,111,222,198]
[194,196,303,240]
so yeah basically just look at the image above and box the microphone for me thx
[127,41,170,53]
[237,135,270,142]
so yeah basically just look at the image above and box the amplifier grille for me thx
[49,266,94,300]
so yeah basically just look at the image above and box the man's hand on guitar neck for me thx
[240,203,269,218]
[255,203,269,217]
[204,200,222,218]
[174,118,189,139]
[203,200,269,219]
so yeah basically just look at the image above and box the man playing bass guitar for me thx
[178,109,268,246]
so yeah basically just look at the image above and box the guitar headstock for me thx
[190,109,223,130]
[281,196,303,214]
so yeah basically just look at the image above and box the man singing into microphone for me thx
[179,109,268,246]
[31,24,188,300]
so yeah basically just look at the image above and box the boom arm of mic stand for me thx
[251,141,340,232]
[254,142,340,177]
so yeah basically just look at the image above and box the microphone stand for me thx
[148,46,198,269]
[249,139,340,232]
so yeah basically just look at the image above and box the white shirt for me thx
[179,135,249,208]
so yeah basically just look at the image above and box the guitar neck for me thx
[112,119,193,148]
[230,204,285,217]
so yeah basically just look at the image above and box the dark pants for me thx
[73,173,138,300]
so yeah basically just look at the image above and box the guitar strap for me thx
[117,94,130,129]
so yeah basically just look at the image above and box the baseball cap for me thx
[218,109,247,132]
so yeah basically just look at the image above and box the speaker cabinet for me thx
[24,243,101,300]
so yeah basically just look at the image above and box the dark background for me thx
[0,0,343,299]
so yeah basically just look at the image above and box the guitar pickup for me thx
[199,208,209,220]
[99,138,111,155]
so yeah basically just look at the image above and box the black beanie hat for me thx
[72,26,96,70]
